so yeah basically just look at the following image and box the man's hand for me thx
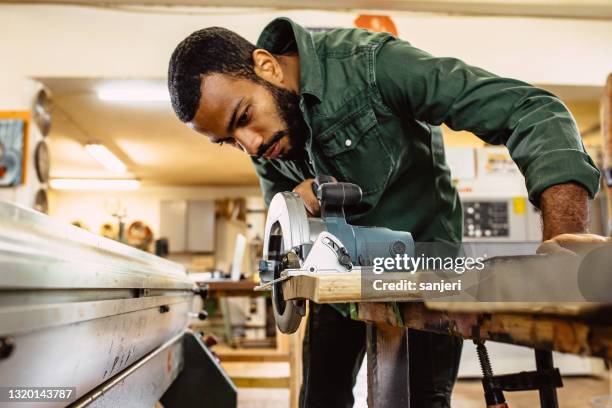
[537,182,610,254]
[293,179,320,216]
[537,233,611,255]
[292,176,337,216]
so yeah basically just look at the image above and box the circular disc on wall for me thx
[34,140,50,183]
[34,189,49,214]
[33,88,53,137]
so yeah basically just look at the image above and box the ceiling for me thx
[5,0,612,20]
[43,78,259,186]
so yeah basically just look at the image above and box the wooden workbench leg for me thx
[366,323,410,408]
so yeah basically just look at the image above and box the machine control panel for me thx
[463,201,510,238]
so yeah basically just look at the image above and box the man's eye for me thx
[218,138,236,147]
[237,109,249,127]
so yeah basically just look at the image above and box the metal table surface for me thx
[0,201,195,407]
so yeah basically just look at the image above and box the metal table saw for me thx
[0,201,236,407]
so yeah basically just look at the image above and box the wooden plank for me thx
[285,269,451,304]
[221,361,290,388]
[357,303,612,360]
[282,272,609,317]
[282,272,362,303]
[282,271,430,303]
[231,377,290,388]
[280,265,612,361]
[212,344,289,362]
[424,301,608,316]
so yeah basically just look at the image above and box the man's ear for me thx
[252,49,283,85]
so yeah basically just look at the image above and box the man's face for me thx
[189,73,308,161]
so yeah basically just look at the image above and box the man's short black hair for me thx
[168,27,257,123]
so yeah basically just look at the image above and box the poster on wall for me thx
[0,113,29,187]
[354,15,398,36]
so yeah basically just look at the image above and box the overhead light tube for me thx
[97,87,170,102]
[50,179,141,191]
[84,144,127,173]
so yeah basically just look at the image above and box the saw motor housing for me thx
[259,176,415,334]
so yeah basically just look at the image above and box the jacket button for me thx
[345,139,352,147]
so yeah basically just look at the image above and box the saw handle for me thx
[313,174,336,187]
[312,175,363,207]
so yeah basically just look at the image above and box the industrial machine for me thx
[0,201,236,407]
[447,146,606,242]
[257,176,415,333]
[446,146,541,242]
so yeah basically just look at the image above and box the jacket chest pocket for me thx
[314,105,394,196]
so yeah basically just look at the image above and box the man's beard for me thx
[255,80,309,161]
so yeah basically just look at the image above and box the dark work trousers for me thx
[298,304,463,408]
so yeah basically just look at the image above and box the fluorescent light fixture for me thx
[97,86,169,102]
[84,144,127,173]
[50,179,141,191]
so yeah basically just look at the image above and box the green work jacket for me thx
[252,17,601,244]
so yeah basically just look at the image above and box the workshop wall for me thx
[50,186,264,272]
[49,185,261,237]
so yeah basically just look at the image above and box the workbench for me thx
[281,255,612,408]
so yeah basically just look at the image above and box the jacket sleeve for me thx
[251,157,299,208]
[375,38,601,207]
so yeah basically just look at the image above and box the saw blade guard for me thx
[262,192,313,333]
[262,192,311,278]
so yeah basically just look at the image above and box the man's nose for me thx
[235,131,262,156]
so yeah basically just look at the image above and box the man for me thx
[168,17,603,407]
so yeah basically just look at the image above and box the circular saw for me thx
[257,176,414,334]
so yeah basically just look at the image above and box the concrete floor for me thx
[237,376,611,408]
[452,377,611,408]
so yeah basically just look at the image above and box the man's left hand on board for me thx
[537,233,611,255]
